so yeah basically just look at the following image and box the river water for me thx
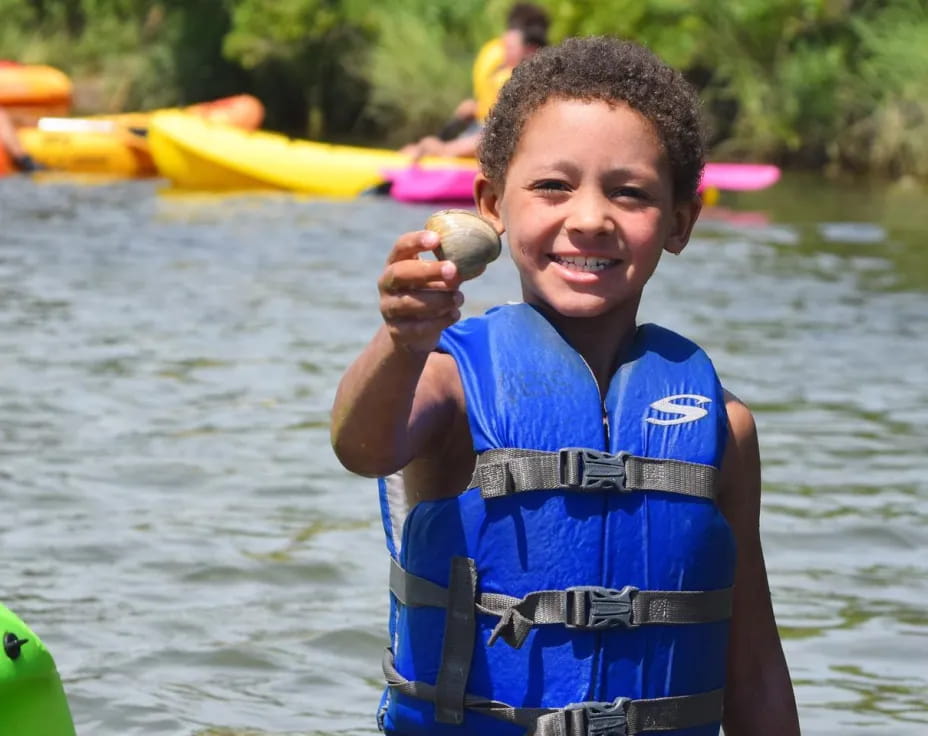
[1,173,925,735]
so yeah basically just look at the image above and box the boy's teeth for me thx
[553,255,616,272]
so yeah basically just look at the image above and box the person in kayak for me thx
[0,106,40,172]
[333,35,800,736]
[400,3,549,160]
[460,3,550,132]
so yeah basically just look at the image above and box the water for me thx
[1,173,926,735]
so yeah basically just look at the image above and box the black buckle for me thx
[567,697,631,736]
[564,585,638,630]
[558,449,628,491]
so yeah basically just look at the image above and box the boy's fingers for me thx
[381,289,463,320]
[380,258,458,293]
[439,261,459,282]
[387,230,440,264]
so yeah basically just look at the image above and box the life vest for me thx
[378,303,735,736]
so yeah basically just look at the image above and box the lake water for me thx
[1,172,926,735]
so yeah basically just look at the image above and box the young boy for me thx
[332,36,800,736]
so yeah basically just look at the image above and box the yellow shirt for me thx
[472,38,508,122]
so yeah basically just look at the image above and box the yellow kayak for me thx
[148,111,472,197]
[19,125,156,177]
[19,95,264,177]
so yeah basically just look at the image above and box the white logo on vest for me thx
[645,394,712,425]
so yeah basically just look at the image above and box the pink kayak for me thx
[701,163,780,192]
[384,162,781,203]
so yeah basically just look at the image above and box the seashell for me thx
[424,209,501,280]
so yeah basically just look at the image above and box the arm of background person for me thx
[452,98,477,122]
[719,390,801,736]
[401,131,481,161]
[0,107,26,159]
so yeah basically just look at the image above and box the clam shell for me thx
[424,209,501,280]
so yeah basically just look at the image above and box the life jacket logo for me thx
[645,394,712,426]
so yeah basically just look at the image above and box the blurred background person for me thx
[0,106,40,172]
[400,2,549,160]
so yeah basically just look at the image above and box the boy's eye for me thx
[532,179,570,192]
[612,186,648,200]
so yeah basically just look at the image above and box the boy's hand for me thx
[379,230,464,354]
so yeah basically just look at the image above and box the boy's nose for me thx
[565,191,615,236]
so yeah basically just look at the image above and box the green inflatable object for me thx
[1,604,76,736]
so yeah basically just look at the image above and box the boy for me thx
[333,36,800,736]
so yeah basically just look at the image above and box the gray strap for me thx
[383,647,551,727]
[532,689,725,736]
[468,448,718,501]
[383,647,723,734]
[434,556,477,724]
[389,557,448,608]
[390,561,731,649]
[483,585,732,648]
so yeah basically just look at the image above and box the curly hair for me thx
[478,36,706,201]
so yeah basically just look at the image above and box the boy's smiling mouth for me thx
[550,254,618,272]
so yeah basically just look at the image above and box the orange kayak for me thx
[94,94,264,132]
[0,143,12,176]
[0,62,72,120]
[185,93,265,130]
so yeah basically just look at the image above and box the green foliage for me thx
[222,0,374,136]
[224,0,343,68]
[548,0,705,70]
[836,0,928,179]
[0,1,40,36]
[360,1,494,144]
[688,0,838,155]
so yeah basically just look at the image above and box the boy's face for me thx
[476,98,700,320]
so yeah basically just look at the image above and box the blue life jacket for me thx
[378,303,735,736]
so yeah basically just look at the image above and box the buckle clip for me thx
[558,449,628,491]
[566,697,631,736]
[565,585,638,630]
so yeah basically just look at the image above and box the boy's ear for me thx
[474,173,505,233]
[664,195,702,255]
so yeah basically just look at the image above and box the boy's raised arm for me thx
[331,230,464,477]
[720,392,801,736]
